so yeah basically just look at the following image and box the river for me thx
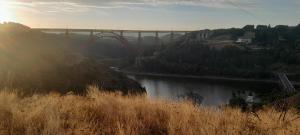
[127,74,277,106]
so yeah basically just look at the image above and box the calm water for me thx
[128,74,276,106]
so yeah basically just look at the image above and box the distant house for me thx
[195,30,212,41]
[236,38,252,44]
[256,25,268,31]
[236,32,255,44]
[278,36,287,41]
[243,25,255,32]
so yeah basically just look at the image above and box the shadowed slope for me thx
[0,23,144,94]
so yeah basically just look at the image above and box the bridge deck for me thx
[33,28,195,33]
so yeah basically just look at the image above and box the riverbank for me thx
[122,70,276,83]
[122,71,300,87]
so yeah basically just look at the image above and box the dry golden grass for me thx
[0,86,299,135]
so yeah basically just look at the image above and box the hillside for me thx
[0,87,299,135]
[0,23,144,94]
[136,24,300,79]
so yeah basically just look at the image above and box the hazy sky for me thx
[1,0,300,30]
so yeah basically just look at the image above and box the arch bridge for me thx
[34,28,202,46]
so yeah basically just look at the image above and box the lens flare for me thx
[0,2,12,22]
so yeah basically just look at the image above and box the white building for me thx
[236,38,252,44]
[236,32,255,44]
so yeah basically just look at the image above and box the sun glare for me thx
[0,2,12,22]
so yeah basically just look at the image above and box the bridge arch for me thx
[91,31,166,47]
[92,31,130,48]
[90,31,142,58]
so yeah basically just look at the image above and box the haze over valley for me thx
[0,0,300,134]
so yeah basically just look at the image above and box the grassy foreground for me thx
[0,87,299,135]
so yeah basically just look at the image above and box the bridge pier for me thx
[64,29,70,45]
[89,30,94,42]
[90,30,94,36]
[65,29,69,38]
[170,31,174,43]
[138,32,142,45]
[120,30,124,37]
[155,31,159,45]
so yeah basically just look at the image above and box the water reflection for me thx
[128,75,270,106]
[178,92,204,105]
